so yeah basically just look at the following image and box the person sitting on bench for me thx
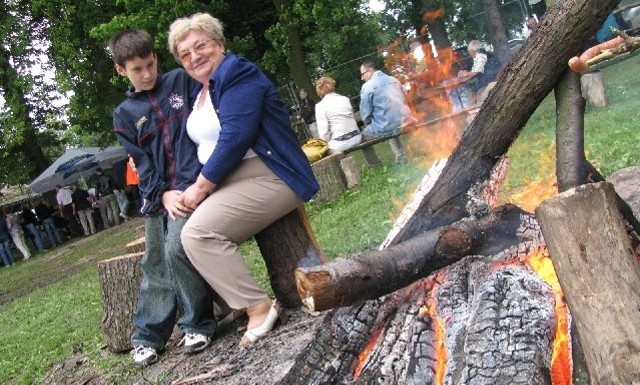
[314,76,362,154]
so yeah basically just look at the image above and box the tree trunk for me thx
[309,152,347,203]
[255,206,327,308]
[97,252,144,352]
[482,0,510,63]
[555,69,587,192]
[390,0,621,246]
[272,0,317,101]
[295,204,537,312]
[536,182,640,383]
[124,237,145,254]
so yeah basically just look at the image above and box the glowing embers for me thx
[525,247,573,385]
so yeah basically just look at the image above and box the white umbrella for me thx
[29,146,128,194]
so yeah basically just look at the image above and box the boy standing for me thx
[109,29,216,366]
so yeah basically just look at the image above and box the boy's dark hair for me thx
[108,29,154,67]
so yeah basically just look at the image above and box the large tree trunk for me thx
[482,0,510,62]
[390,0,621,246]
[272,0,317,100]
[536,182,640,383]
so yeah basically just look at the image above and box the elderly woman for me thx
[167,13,319,346]
[314,76,362,153]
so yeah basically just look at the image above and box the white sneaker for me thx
[179,333,211,354]
[130,345,158,366]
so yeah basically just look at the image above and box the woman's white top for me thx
[186,89,256,165]
[314,92,360,142]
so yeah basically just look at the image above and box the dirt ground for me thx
[14,218,327,385]
[44,307,326,384]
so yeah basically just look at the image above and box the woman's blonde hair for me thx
[168,13,225,62]
[315,76,336,97]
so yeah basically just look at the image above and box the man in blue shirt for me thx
[359,61,411,164]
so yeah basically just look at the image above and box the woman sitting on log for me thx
[167,13,319,346]
[314,76,362,154]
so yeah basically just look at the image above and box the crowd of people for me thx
[0,160,141,267]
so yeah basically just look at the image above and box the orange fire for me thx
[419,271,448,385]
[353,327,383,379]
[525,247,573,385]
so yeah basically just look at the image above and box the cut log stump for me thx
[310,152,347,203]
[581,71,608,107]
[536,181,640,383]
[340,156,360,189]
[125,237,145,254]
[97,252,144,352]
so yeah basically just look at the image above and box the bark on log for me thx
[581,71,608,107]
[555,69,587,192]
[255,206,327,308]
[310,152,347,203]
[97,252,144,352]
[124,236,145,254]
[536,182,640,383]
[390,0,621,245]
[340,156,360,189]
[295,204,538,311]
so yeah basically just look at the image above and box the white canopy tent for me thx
[29,146,128,194]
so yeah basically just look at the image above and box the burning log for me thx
[389,0,622,245]
[536,181,640,383]
[295,204,539,312]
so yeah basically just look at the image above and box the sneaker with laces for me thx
[179,333,211,354]
[131,345,158,366]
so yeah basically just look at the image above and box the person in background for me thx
[0,212,15,267]
[35,198,63,246]
[314,76,362,153]
[56,184,80,238]
[92,167,120,228]
[71,184,96,236]
[113,188,131,221]
[110,28,219,366]
[4,206,30,260]
[457,40,502,105]
[125,155,142,215]
[168,12,319,346]
[359,60,411,164]
[299,88,318,138]
[20,202,45,252]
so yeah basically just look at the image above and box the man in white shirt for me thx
[56,184,80,237]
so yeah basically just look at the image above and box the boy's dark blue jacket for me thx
[113,68,199,215]
[190,52,319,202]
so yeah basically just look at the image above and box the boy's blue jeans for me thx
[131,214,215,351]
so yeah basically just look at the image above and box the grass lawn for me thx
[1,54,639,384]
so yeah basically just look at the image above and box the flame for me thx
[525,247,573,385]
[353,327,383,379]
[505,149,557,212]
[419,271,448,385]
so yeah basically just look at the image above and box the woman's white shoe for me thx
[241,301,282,344]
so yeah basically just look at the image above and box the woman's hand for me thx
[178,174,216,210]
[162,190,193,220]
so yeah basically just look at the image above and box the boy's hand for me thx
[162,190,192,220]
[179,174,216,210]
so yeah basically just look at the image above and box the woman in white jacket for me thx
[3,207,30,259]
[314,76,362,153]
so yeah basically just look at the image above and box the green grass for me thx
[1,54,640,384]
